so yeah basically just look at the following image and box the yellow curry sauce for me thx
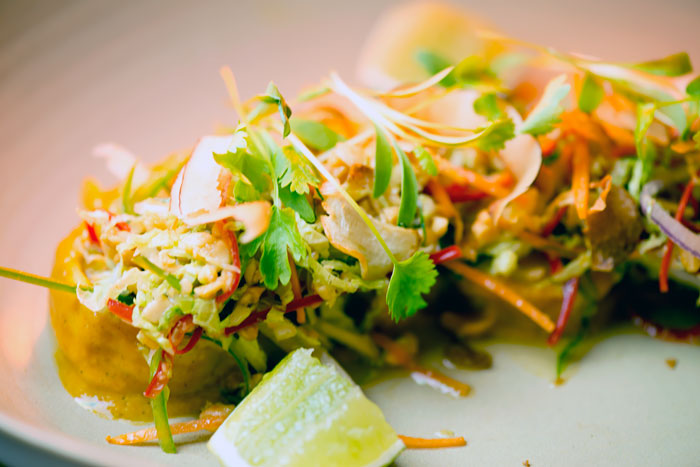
[50,227,239,421]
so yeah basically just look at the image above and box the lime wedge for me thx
[208,348,404,467]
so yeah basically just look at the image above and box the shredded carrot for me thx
[435,156,510,199]
[426,178,463,242]
[559,110,605,143]
[373,333,471,397]
[219,66,244,119]
[288,251,304,324]
[106,405,233,445]
[538,134,558,156]
[571,140,590,221]
[660,179,695,293]
[398,435,467,449]
[444,261,555,333]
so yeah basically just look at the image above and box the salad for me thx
[2,3,700,464]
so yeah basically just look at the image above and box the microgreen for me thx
[395,142,419,228]
[260,82,292,137]
[259,206,306,289]
[415,49,456,87]
[520,74,571,135]
[414,145,437,176]
[631,52,692,77]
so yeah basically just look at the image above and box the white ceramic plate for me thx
[2,1,700,466]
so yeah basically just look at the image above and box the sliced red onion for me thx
[640,180,700,259]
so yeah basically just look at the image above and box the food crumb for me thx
[523,460,531,466]
[666,358,677,369]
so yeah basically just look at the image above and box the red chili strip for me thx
[547,254,563,274]
[168,315,203,355]
[659,179,695,293]
[547,277,579,346]
[216,228,242,305]
[540,206,567,237]
[429,245,463,265]
[107,298,134,322]
[85,222,100,245]
[143,351,173,399]
[224,294,323,336]
[115,222,131,232]
[444,184,489,203]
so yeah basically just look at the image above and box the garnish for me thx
[372,124,394,198]
[259,206,307,289]
[121,164,136,215]
[146,350,175,453]
[290,118,344,151]
[414,145,438,176]
[631,52,692,77]
[577,73,604,114]
[134,256,181,292]
[520,74,571,135]
[260,82,292,137]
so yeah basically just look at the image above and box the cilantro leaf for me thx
[632,52,692,77]
[260,82,292,137]
[476,119,516,152]
[473,93,503,120]
[290,118,344,151]
[214,127,272,193]
[395,143,419,227]
[279,184,315,223]
[386,251,438,321]
[687,76,700,98]
[233,179,259,203]
[415,145,437,176]
[520,74,571,135]
[415,49,456,87]
[578,73,604,114]
[274,145,320,195]
[373,125,394,198]
[259,206,306,289]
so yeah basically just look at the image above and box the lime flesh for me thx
[208,348,404,467]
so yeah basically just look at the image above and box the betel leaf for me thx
[372,125,394,198]
[395,143,419,228]
[259,206,306,290]
[632,52,692,77]
[578,73,604,114]
[290,118,344,151]
[260,82,292,137]
[687,76,700,98]
[476,119,516,152]
[414,145,437,176]
[473,93,503,120]
[274,145,320,195]
[386,251,438,322]
[520,74,571,135]
[279,184,315,223]
[415,49,456,87]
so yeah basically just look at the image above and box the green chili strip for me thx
[0,266,92,294]
[149,351,176,454]
[135,256,181,292]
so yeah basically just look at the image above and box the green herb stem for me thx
[0,266,90,294]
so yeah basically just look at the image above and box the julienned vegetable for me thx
[0,5,699,462]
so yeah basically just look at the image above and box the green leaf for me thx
[372,125,394,198]
[290,118,344,151]
[476,119,516,152]
[628,102,657,199]
[279,184,315,223]
[214,129,272,195]
[233,180,260,203]
[452,55,495,86]
[396,143,419,227]
[634,102,656,157]
[520,74,571,135]
[0,266,81,294]
[415,49,456,87]
[414,145,437,176]
[122,164,136,215]
[259,206,306,289]
[260,82,292,137]
[386,251,438,321]
[274,145,320,195]
[632,52,692,77]
[578,73,604,114]
[473,93,503,120]
[687,76,700,97]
